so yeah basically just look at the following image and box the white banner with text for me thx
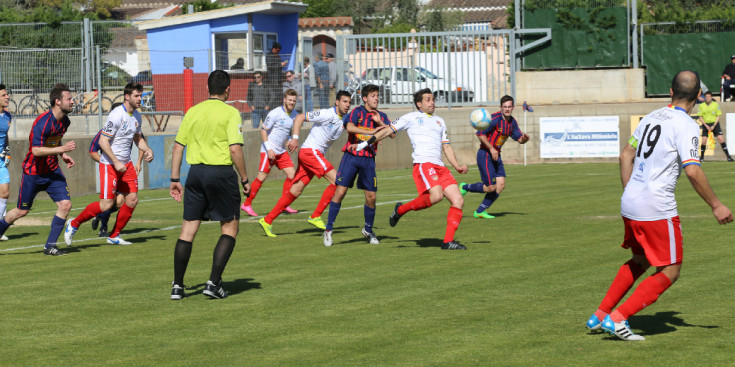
[540,116,620,158]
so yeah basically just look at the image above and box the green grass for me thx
[2,162,735,366]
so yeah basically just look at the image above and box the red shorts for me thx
[621,216,683,267]
[412,162,457,194]
[293,148,334,185]
[99,161,138,199]
[258,152,294,174]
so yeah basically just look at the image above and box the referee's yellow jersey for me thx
[175,99,244,165]
[698,101,722,124]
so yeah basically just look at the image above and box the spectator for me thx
[327,53,337,100]
[246,72,273,128]
[721,55,735,101]
[283,70,303,112]
[266,42,288,106]
[314,54,330,109]
[231,58,244,70]
[302,57,315,112]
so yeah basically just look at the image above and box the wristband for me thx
[263,140,271,151]
[366,136,377,145]
[170,178,180,183]
[241,179,249,187]
[292,135,299,140]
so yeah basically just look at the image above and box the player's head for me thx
[670,70,700,103]
[335,90,351,115]
[50,83,73,114]
[500,95,515,119]
[0,84,9,109]
[208,70,231,97]
[413,88,434,114]
[283,88,297,112]
[361,84,380,110]
[110,102,123,110]
[124,82,144,110]
[704,91,713,103]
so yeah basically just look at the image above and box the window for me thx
[213,32,278,71]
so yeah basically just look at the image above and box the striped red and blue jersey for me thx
[89,129,103,153]
[22,111,70,175]
[477,111,523,152]
[341,105,390,158]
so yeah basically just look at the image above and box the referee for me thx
[169,70,251,300]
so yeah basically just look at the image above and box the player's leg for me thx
[260,164,310,234]
[242,153,271,215]
[325,154,356,235]
[713,125,733,161]
[462,149,493,195]
[475,157,505,217]
[0,173,37,238]
[282,165,298,213]
[203,170,241,299]
[309,168,337,229]
[0,168,10,240]
[357,157,379,244]
[700,126,708,159]
[390,164,438,227]
[44,171,73,254]
[106,163,139,244]
[66,163,118,244]
[172,220,200,300]
[441,183,466,249]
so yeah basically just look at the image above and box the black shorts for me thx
[701,123,723,136]
[183,164,240,221]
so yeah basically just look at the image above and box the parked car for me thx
[101,63,132,87]
[361,66,474,104]
[129,70,153,86]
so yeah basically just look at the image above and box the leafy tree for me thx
[182,0,230,14]
[302,0,336,18]
[423,7,464,32]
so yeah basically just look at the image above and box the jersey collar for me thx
[667,104,687,113]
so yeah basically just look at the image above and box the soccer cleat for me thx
[0,234,7,241]
[441,241,467,250]
[473,211,495,219]
[241,203,258,217]
[389,203,403,227]
[459,182,468,196]
[258,218,277,237]
[43,245,67,256]
[203,280,228,299]
[91,216,100,230]
[362,228,379,245]
[107,236,132,245]
[728,156,734,162]
[171,282,185,300]
[323,230,333,247]
[283,206,298,214]
[586,314,603,331]
[63,218,77,246]
[601,315,645,341]
[307,216,326,230]
[98,226,108,238]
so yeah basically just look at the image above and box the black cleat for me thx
[91,216,100,230]
[98,226,108,238]
[728,156,734,162]
[441,241,467,250]
[389,202,403,227]
[203,280,228,299]
[43,246,67,256]
[171,282,186,300]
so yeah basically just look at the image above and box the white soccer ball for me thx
[469,108,491,131]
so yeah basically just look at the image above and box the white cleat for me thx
[0,234,8,241]
[361,228,379,245]
[601,315,645,341]
[107,236,132,245]
[63,218,77,246]
[323,230,333,247]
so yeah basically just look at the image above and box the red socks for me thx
[244,178,264,206]
[109,203,135,238]
[311,184,336,218]
[598,260,646,314]
[265,191,297,224]
[72,201,102,228]
[282,179,292,196]
[397,193,432,216]
[611,272,672,322]
[443,206,463,243]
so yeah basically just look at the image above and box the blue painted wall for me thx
[147,135,191,189]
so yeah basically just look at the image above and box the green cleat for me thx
[473,211,495,219]
[258,218,277,237]
[459,182,468,196]
[307,216,326,230]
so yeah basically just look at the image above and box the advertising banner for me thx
[540,116,620,158]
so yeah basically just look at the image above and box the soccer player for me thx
[459,95,529,219]
[170,70,251,300]
[585,71,733,341]
[323,84,391,247]
[696,91,733,162]
[64,83,154,246]
[240,89,299,216]
[0,83,76,256]
[0,84,12,241]
[258,90,352,237]
[356,88,469,250]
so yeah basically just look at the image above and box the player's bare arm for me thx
[31,140,76,157]
[134,134,154,162]
[170,142,185,202]
[442,144,468,174]
[477,134,494,152]
[230,144,250,196]
[619,143,636,189]
[61,153,75,168]
[260,128,276,160]
[286,113,306,152]
[89,151,101,163]
[518,133,530,144]
[683,164,734,224]
[99,135,126,172]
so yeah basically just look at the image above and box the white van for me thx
[361,66,474,104]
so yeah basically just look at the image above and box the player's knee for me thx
[429,192,443,204]
[126,196,139,207]
[58,201,72,214]
[495,183,506,194]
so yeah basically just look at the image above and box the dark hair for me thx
[0,83,6,92]
[286,70,294,76]
[361,84,380,99]
[208,70,230,95]
[304,57,310,64]
[500,95,514,105]
[49,83,71,107]
[124,82,144,96]
[671,70,700,102]
[704,91,713,97]
[272,42,281,50]
[284,88,298,98]
[413,88,433,109]
[336,90,351,101]
[111,102,123,110]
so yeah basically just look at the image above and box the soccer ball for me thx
[469,108,491,131]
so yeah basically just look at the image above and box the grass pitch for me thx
[2,162,735,366]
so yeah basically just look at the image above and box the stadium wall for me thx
[516,69,646,104]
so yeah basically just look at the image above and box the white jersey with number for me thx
[100,104,142,165]
[389,111,450,166]
[621,106,701,221]
[302,106,345,154]
[261,106,296,155]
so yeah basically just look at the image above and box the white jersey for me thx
[100,104,142,165]
[621,106,701,221]
[389,111,450,166]
[302,106,345,154]
[261,106,296,155]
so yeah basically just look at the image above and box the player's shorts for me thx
[621,216,683,267]
[0,159,9,185]
[293,148,334,186]
[412,162,456,193]
[335,153,377,192]
[183,164,240,222]
[99,161,138,199]
[477,149,506,186]
[258,151,294,174]
[701,123,723,136]
[17,169,70,210]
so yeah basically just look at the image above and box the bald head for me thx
[671,70,700,103]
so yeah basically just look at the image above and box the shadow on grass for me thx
[186,278,262,297]
[630,311,718,336]
[411,238,443,248]
[485,211,525,218]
